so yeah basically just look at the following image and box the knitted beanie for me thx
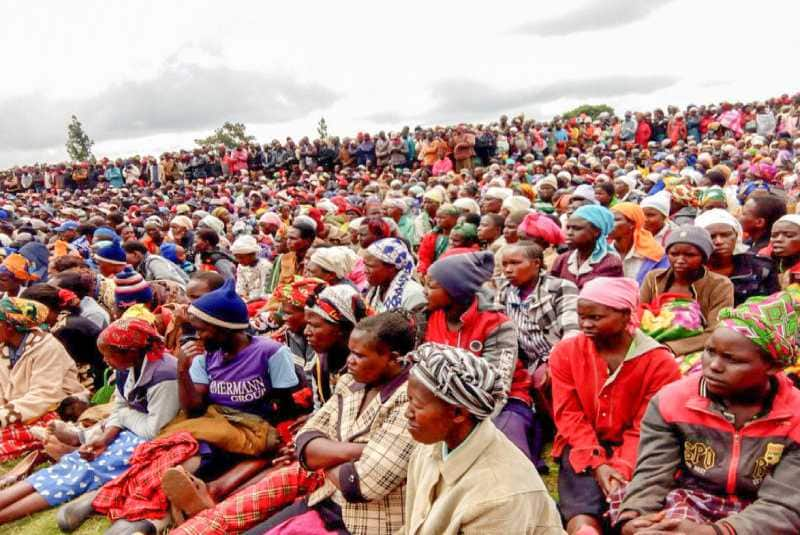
[188,278,249,329]
[114,266,153,308]
[428,250,494,304]
[665,225,714,261]
[96,239,128,265]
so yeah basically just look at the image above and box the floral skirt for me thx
[27,430,143,506]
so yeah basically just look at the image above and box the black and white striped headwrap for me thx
[410,343,507,420]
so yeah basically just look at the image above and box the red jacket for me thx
[417,232,444,275]
[550,330,680,479]
[425,291,530,405]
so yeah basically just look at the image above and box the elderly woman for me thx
[640,226,734,357]
[230,235,272,304]
[401,343,564,535]
[610,202,669,284]
[417,204,460,275]
[550,278,680,535]
[695,209,778,305]
[551,205,623,289]
[169,215,195,252]
[0,318,179,527]
[0,297,86,463]
[172,310,417,535]
[616,292,800,535]
[364,238,426,313]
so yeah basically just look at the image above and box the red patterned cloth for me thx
[93,431,198,521]
[98,318,165,362]
[0,412,57,462]
[172,463,323,535]
[608,485,750,526]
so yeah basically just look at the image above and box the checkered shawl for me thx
[93,431,198,521]
[172,463,324,535]
[0,411,57,462]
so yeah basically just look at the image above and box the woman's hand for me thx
[594,463,627,496]
[78,438,109,461]
[271,443,296,467]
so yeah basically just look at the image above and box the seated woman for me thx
[447,221,480,251]
[767,214,800,287]
[305,246,359,289]
[417,204,460,276]
[401,343,564,535]
[0,318,179,527]
[497,240,579,472]
[50,269,111,330]
[268,278,324,372]
[695,209,779,305]
[364,238,426,313]
[610,202,669,284]
[19,283,105,391]
[640,191,675,247]
[172,310,417,535]
[550,205,623,289]
[0,297,86,463]
[0,253,40,298]
[424,251,531,459]
[550,277,680,535]
[640,226,734,357]
[616,291,800,535]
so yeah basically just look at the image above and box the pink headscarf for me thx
[579,277,640,332]
[518,212,565,246]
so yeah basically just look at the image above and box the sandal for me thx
[161,467,215,521]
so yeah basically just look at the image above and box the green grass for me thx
[0,460,109,535]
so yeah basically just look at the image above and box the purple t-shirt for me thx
[189,337,298,418]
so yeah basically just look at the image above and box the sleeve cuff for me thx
[338,461,367,503]
[295,430,328,470]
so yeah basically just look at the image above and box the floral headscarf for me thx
[0,297,49,332]
[718,291,797,368]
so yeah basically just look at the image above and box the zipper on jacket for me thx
[726,432,741,495]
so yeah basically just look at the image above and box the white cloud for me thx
[0,0,797,167]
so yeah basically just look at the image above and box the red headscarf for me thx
[518,212,565,246]
[98,318,166,362]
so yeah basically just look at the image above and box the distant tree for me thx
[317,117,329,139]
[195,122,256,149]
[65,115,94,161]
[561,104,615,120]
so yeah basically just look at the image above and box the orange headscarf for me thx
[611,202,664,262]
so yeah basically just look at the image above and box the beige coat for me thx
[0,330,86,426]
[399,419,565,535]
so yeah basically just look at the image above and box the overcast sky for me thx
[1,0,798,167]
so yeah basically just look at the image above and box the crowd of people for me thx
[0,92,798,534]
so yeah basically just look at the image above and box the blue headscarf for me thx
[572,205,614,263]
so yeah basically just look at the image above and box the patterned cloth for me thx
[171,463,324,535]
[410,342,507,420]
[366,238,415,310]
[718,290,798,367]
[98,318,166,363]
[0,412,57,462]
[0,297,49,332]
[28,430,143,506]
[608,486,749,526]
[305,284,363,326]
[496,274,579,368]
[92,431,198,521]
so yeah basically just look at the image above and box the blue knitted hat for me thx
[188,278,249,329]
[95,238,127,265]
[114,266,153,308]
